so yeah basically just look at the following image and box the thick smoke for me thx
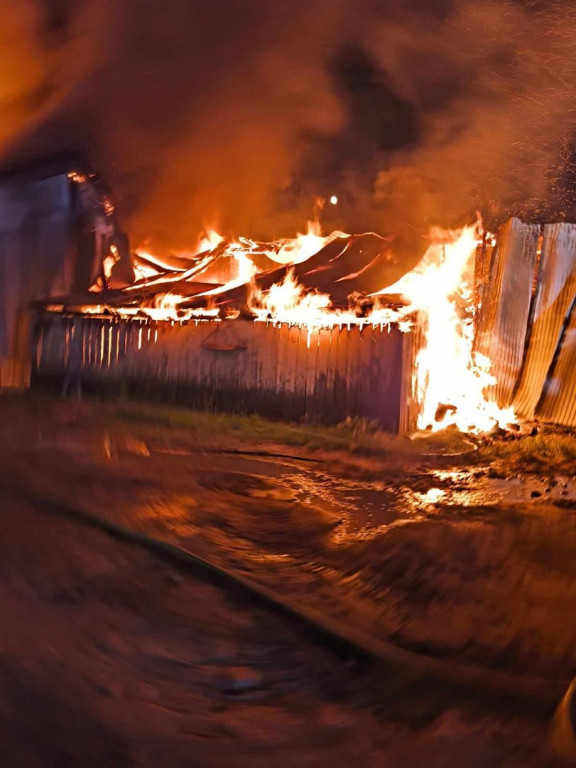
[2,0,576,257]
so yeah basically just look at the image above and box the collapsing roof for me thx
[47,231,403,320]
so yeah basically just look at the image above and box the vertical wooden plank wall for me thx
[34,315,411,431]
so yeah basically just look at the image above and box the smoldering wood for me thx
[33,314,413,432]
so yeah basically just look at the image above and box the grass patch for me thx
[104,400,470,458]
[478,433,576,474]
[109,401,347,448]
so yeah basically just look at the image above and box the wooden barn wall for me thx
[474,218,540,407]
[33,315,412,431]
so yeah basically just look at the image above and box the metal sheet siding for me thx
[475,218,540,407]
[513,223,576,418]
[537,300,576,427]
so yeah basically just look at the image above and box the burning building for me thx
[24,175,576,432]
[0,0,575,433]
[33,218,416,432]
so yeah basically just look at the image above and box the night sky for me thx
[2,0,576,254]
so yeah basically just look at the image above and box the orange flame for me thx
[273,217,330,265]
[248,223,515,432]
[248,269,402,347]
[375,224,515,432]
[196,228,225,254]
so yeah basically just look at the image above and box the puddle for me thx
[38,432,575,539]
[418,488,447,505]
[430,470,576,506]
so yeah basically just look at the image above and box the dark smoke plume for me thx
[2,0,576,259]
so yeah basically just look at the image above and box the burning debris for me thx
[0,171,565,435]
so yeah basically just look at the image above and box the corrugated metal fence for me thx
[476,218,576,428]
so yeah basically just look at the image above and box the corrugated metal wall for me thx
[475,218,540,407]
[34,314,414,431]
[537,299,576,426]
[476,218,576,428]
[513,223,576,419]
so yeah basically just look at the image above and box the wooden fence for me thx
[33,314,415,432]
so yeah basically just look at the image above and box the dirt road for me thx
[0,395,573,764]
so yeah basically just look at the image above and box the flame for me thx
[248,223,514,432]
[139,293,219,322]
[67,171,87,183]
[273,215,331,265]
[376,224,515,433]
[196,228,225,254]
[248,269,404,347]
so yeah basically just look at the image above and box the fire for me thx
[248,223,514,432]
[376,224,515,433]
[68,206,515,434]
[273,217,332,265]
[248,269,403,347]
[67,171,87,184]
[196,228,225,254]
[143,293,219,322]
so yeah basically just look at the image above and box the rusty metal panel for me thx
[475,218,540,407]
[537,300,576,427]
[513,223,576,418]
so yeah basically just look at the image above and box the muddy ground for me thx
[0,394,575,765]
